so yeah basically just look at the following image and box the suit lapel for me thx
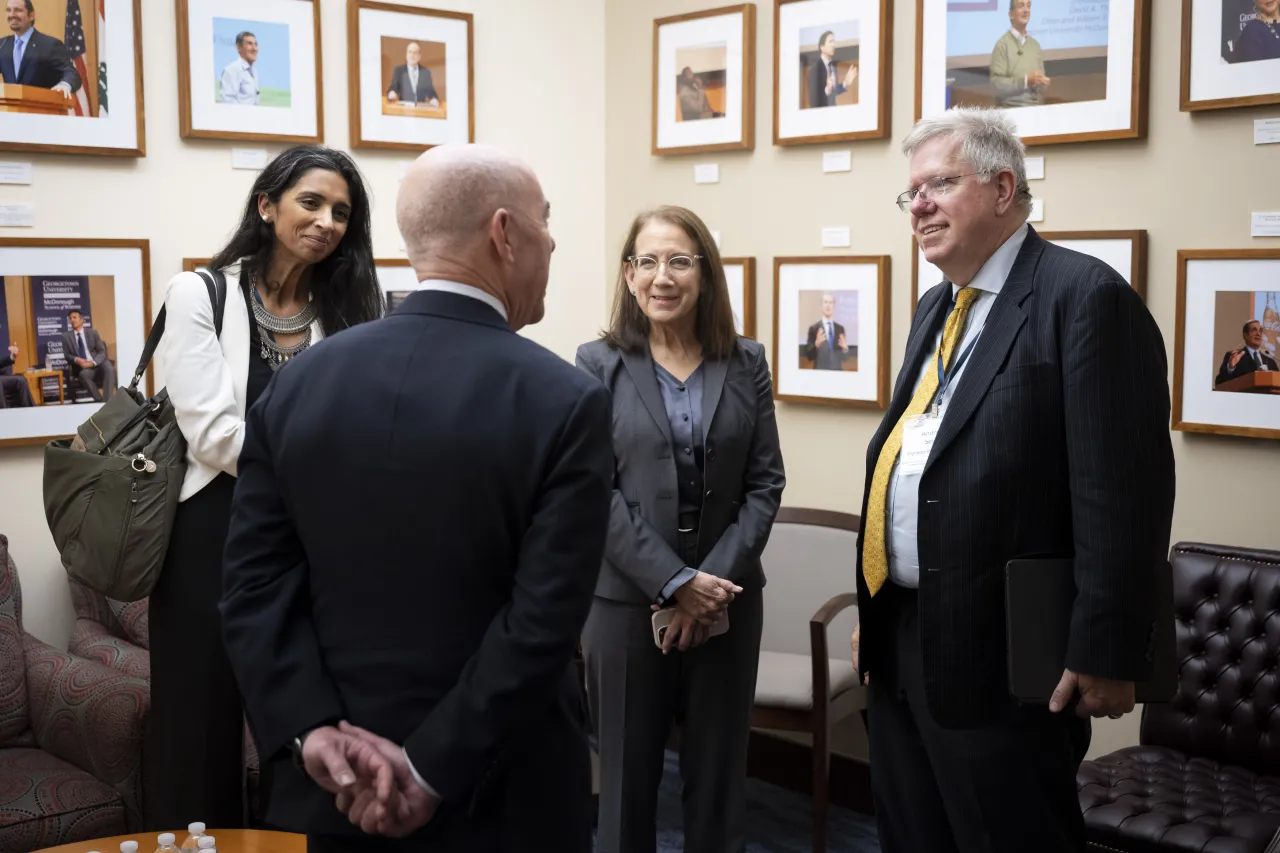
[700,356,728,442]
[620,347,674,445]
[924,232,1042,471]
[18,33,37,85]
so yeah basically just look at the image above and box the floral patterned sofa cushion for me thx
[0,747,127,851]
[0,536,33,750]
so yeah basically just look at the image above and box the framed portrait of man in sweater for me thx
[915,0,1152,146]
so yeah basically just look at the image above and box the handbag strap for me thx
[129,268,228,392]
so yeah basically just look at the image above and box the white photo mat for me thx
[725,261,748,336]
[0,245,147,442]
[357,6,471,148]
[1178,258,1280,437]
[776,0,883,141]
[185,0,319,138]
[0,1,141,153]
[918,0,1136,141]
[1185,0,1280,104]
[775,260,882,403]
[656,11,748,151]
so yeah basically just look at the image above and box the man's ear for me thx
[489,209,517,265]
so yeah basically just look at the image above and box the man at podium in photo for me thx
[386,42,439,107]
[0,0,81,96]
[1216,319,1278,387]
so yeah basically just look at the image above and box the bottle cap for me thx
[157,834,176,845]
[198,838,216,849]
[188,822,205,835]
[121,843,140,853]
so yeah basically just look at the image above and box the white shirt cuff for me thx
[403,748,440,799]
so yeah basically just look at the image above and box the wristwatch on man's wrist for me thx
[290,726,324,770]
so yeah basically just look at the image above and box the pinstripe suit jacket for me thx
[855,226,1175,727]
[576,337,786,605]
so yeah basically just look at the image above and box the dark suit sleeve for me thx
[422,68,439,101]
[387,65,404,98]
[804,323,820,361]
[41,34,80,91]
[699,345,785,584]
[0,355,12,371]
[1215,350,1240,386]
[1062,279,1174,681]
[575,345,688,601]
[219,379,346,760]
[403,382,613,803]
[807,59,824,108]
[89,331,107,366]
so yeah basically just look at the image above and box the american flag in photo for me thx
[97,0,108,117]
[65,0,91,116]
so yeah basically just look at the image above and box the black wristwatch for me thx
[290,725,325,771]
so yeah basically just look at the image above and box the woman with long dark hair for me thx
[145,145,382,831]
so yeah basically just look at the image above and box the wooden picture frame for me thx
[347,0,475,152]
[915,0,1151,146]
[0,0,146,157]
[723,256,757,338]
[772,0,892,146]
[1180,0,1280,112]
[911,229,1148,310]
[175,0,324,144]
[1173,249,1280,441]
[652,4,756,156]
[772,255,890,408]
[0,238,152,448]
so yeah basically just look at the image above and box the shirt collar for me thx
[416,279,508,322]
[1247,346,1260,355]
[15,27,33,47]
[1010,28,1027,45]
[951,221,1029,299]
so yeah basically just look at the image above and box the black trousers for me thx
[584,530,764,853]
[144,473,248,831]
[867,583,1090,853]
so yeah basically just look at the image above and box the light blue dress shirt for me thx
[887,222,1029,588]
[11,27,33,78]
[220,58,259,105]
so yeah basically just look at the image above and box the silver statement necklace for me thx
[250,269,316,371]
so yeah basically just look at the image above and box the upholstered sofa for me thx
[67,578,264,826]
[1078,542,1280,853]
[0,534,149,850]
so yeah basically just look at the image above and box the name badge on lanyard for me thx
[900,412,941,475]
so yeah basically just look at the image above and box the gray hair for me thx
[902,108,1033,212]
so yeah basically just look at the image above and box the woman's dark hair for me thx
[603,206,738,359]
[209,144,383,333]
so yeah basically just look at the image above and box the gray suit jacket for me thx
[61,327,107,368]
[575,337,785,605]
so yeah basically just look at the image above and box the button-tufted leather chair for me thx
[1078,542,1280,853]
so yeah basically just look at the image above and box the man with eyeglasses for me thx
[804,292,850,370]
[850,107,1174,852]
[1216,319,1278,387]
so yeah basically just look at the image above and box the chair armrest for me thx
[23,633,149,827]
[808,593,859,715]
[70,620,151,681]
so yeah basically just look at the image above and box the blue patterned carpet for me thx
[633,749,882,852]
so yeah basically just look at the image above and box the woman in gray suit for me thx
[576,206,785,852]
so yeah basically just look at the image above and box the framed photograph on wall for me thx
[722,256,756,338]
[1174,249,1280,441]
[915,0,1151,146]
[773,0,892,145]
[1180,0,1280,111]
[0,0,145,157]
[911,229,1148,308]
[176,0,323,143]
[347,0,474,152]
[772,255,889,408]
[1,239,151,448]
[652,4,756,156]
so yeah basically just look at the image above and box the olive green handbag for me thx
[41,270,226,601]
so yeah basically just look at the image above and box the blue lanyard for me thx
[934,292,982,406]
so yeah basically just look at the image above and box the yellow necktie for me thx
[862,286,982,597]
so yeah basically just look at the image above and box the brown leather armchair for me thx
[1078,542,1280,853]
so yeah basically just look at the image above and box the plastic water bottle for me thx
[121,844,140,853]
[197,837,217,852]
[180,822,205,849]
[153,833,176,853]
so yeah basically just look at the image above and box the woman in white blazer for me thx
[145,146,383,832]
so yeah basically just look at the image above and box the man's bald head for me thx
[396,143,556,330]
[396,143,542,260]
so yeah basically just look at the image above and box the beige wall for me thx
[605,0,1280,758]
[0,0,606,649]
